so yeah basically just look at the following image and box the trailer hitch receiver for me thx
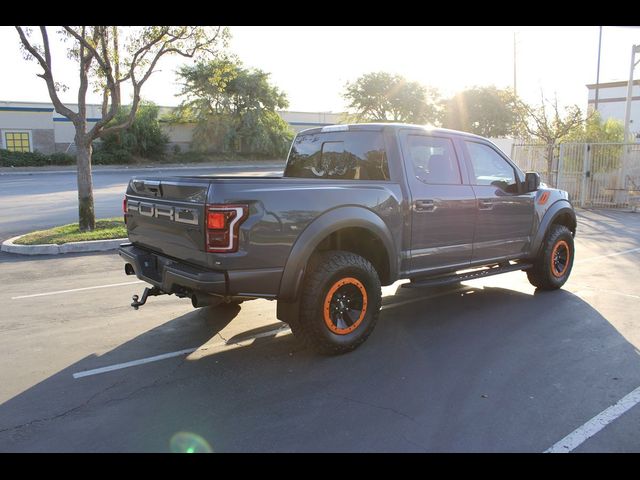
[131,286,163,310]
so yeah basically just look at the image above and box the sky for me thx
[1,26,639,113]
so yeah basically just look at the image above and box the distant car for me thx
[119,123,576,354]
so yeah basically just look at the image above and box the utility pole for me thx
[513,32,517,96]
[623,44,640,142]
[594,26,603,111]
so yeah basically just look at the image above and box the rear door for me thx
[460,140,535,262]
[400,130,476,274]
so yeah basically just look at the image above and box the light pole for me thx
[623,44,640,142]
[594,26,603,111]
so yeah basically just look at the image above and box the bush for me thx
[0,149,74,167]
[100,101,168,160]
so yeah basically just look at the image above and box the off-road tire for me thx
[526,225,574,290]
[288,250,382,355]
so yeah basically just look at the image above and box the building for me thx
[0,100,345,154]
[586,80,640,138]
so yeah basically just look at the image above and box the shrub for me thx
[0,149,74,167]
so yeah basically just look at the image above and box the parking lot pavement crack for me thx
[328,393,418,423]
[0,379,125,435]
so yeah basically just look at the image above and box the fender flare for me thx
[278,206,398,301]
[530,200,576,256]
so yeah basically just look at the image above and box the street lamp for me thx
[623,44,640,142]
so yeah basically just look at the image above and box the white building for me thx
[586,80,640,139]
[0,100,345,154]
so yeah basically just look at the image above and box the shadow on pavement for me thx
[1,283,639,452]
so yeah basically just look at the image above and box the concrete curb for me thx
[1,235,127,255]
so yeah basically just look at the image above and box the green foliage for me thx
[176,58,294,157]
[343,72,440,124]
[98,101,168,161]
[442,86,520,137]
[0,149,75,167]
[564,110,625,143]
[514,96,585,145]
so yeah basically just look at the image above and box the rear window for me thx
[284,131,390,180]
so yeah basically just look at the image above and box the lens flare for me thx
[170,432,213,453]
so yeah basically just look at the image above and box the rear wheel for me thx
[289,251,382,355]
[526,225,574,290]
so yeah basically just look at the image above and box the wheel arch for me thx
[277,206,397,302]
[530,200,576,257]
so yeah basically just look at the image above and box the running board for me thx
[404,262,533,289]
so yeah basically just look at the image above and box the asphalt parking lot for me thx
[0,209,639,452]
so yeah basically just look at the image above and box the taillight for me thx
[123,197,127,224]
[205,204,248,253]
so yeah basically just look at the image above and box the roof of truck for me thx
[298,123,489,141]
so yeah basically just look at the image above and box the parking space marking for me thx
[73,348,198,379]
[11,280,145,300]
[581,247,640,263]
[545,385,640,453]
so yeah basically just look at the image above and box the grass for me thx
[14,218,127,245]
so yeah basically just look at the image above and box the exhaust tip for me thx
[124,263,135,275]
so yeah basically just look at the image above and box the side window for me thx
[284,131,389,180]
[406,135,461,185]
[465,141,518,193]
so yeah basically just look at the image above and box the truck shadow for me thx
[1,283,640,452]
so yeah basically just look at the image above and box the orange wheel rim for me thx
[551,240,570,278]
[323,277,368,335]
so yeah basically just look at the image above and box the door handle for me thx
[415,199,436,212]
[478,200,494,210]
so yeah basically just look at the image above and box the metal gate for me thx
[511,142,640,209]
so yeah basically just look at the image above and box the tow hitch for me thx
[131,286,163,310]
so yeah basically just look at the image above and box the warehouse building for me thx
[586,79,640,138]
[0,101,345,154]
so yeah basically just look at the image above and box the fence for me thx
[510,142,640,209]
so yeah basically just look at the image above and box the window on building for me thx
[4,131,31,152]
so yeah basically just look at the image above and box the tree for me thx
[343,72,440,124]
[175,58,293,156]
[515,93,589,176]
[564,110,624,143]
[15,26,227,230]
[99,100,169,160]
[442,86,520,137]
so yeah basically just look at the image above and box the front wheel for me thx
[289,251,382,355]
[526,225,574,290]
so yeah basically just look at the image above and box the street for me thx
[0,207,639,452]
[0,165,283,242]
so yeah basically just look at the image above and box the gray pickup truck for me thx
[119,123,576,354]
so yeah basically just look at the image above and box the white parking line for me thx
[73,348,198,379]
[545,385,640,453]
[11,280,145,300]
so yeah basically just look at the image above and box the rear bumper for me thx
[118,243,282,299]
[118,243,227,296]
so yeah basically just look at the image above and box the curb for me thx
[1,235,127,255]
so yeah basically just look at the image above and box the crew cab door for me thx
[460,140,535,262]
[400,130,476,273]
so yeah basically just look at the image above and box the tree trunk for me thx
[76,140,96,231]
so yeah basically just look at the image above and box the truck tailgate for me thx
[125,177,211,266]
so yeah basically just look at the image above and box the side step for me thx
[404,262,533,289]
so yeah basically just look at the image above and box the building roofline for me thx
[586,79,640,89]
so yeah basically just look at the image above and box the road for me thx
[0,165,283,242]
[0,209,639,452]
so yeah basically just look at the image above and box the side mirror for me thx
[525,172,540,192]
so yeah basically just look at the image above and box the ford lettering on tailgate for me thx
[126,200,199,225]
